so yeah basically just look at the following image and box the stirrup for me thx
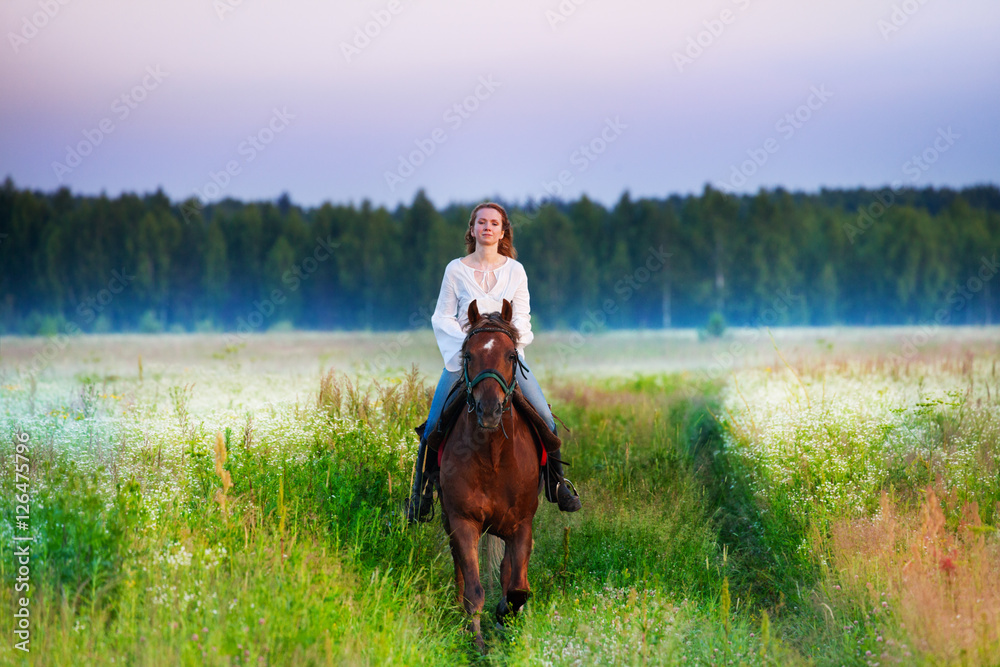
[406,488,435,524]
[555,478,581,513]
[406,470,437,524]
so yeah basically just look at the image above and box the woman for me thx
[407,202,582,524]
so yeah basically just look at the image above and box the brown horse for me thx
[438,299,542,651]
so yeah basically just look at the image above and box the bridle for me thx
[462,325,528,415]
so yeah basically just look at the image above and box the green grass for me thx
[1,331,999,665]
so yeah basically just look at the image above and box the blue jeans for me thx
[425,360,556,436]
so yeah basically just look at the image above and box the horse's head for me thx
[462,299,520,430]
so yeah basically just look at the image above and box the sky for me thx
[1,0,998,209]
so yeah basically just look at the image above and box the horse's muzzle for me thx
[475,401,503,430]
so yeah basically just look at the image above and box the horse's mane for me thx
[461,312,520,353]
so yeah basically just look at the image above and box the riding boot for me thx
[543,450,581,512]
[406,423,439,524]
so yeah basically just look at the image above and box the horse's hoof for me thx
[496,597,511,629]
[495,599,509,625]
[507,588,530,611]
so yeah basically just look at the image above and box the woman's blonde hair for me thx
[465,202,517,258]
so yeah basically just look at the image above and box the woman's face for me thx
[471,206,504,249]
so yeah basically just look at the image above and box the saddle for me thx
[418,380,560,467]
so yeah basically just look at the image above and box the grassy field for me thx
[1,328,999,665]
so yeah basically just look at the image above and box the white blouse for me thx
[431,256,534,372]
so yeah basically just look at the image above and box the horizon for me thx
[5,176,1000,213]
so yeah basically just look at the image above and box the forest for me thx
[2,177,998,335]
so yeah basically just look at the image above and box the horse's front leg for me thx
[453,558,465,607]
[495,543,513,624]
[497,523,532,625]
[448,518,486,651]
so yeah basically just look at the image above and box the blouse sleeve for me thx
[510,263,534,351]
[431,263,467,371]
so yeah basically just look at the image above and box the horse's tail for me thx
[482,535,505,597]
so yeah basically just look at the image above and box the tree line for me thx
[2,177,998,335]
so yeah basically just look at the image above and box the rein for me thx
[462,325,528,415]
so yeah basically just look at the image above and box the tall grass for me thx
[2,343,998,665]
[1,368,469,666]
[720,352,1000,665]
[826,490,1000,665]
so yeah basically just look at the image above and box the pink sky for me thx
[1,0,998,207]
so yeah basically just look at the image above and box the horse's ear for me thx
[501,299,513,323]
[467,299,481,326]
